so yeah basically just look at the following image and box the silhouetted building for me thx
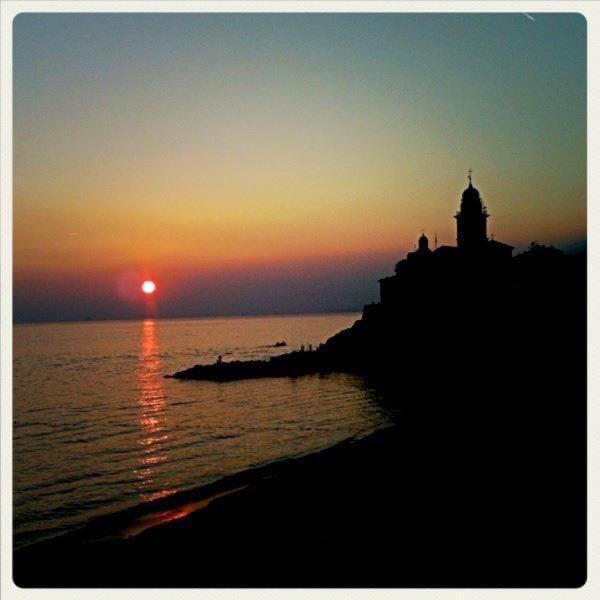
[455,176,488,250]
[379,175,514,309]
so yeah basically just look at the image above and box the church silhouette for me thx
[170,171,582,377]
[379,174,513,310]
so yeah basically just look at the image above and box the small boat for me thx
[274,341,287,347]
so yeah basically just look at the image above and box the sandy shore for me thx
[14,368,586,587]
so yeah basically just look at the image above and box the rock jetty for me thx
[166,348,349,381]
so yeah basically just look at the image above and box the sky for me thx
[13,12,586,322]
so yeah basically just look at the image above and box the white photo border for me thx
[1,1,597,598]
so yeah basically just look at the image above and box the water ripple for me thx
[13,314,391,549]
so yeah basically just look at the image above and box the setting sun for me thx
[141,280,156,295]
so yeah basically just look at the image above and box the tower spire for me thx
[456,172,487,249]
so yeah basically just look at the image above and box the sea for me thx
[13,313,394,549]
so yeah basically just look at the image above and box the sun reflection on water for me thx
[135,319,177,502]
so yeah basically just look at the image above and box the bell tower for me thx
[455,170,488,250]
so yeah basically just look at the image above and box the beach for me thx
[13,313,377,550]
[15,346,586,587]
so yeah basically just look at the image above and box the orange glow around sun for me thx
[142,280,156,294]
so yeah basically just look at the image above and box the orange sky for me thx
[13,14,586,321]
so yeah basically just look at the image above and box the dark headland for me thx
[170,178,585,388]
[15,179,586,587]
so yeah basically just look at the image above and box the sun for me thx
[141,280,156,295]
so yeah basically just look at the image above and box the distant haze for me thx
[13,13,586,323]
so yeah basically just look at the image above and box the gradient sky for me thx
[13,13,586,322]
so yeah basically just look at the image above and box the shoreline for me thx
[14,425,389,551]
[14,368,586,587]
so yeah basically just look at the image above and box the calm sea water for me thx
[14,313,393,548]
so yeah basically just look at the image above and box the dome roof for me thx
[461,181,483,209]
[462,181,480,199]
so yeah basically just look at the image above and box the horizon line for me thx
[13,307,365,327]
